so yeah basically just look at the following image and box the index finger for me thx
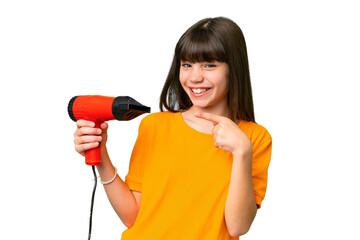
[76,119,95,128]
[194,112,225,125]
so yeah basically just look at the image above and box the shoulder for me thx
[141,111,174,123]
[139,111,176,129]
[240,120,272,146]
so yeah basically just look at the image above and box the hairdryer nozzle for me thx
[112,96,151,120]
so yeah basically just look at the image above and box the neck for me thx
[187,104,229,118]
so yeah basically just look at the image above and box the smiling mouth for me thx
[190,88,211,94]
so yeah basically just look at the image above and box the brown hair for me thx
[159,17,255,122]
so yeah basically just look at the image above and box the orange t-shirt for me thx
[122,111,272,240]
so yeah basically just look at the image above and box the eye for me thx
[205,63,216,68]
[181,63,192,68]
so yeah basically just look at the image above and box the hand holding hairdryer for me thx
[68,95,150,165]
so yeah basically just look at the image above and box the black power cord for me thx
[88,166,97,240]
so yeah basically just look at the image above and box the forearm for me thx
[96,149,139,228]
[225,153,257,237]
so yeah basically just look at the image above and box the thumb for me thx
[100,122,108,132]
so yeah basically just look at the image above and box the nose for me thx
[190,67,204,83]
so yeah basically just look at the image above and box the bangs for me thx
[176,28,228,63]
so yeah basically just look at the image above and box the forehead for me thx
[176,29,228,63]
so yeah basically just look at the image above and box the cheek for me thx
[215,74,229,95]
[179,71,187,88]
[220,84,229,99]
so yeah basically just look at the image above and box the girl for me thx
[74,17,272,240]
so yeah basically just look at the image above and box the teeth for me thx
[191,88,208,93]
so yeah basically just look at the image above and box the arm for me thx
[97,150,141,228]
[74,120,141,228]
[224,152,257,237]
[194,112,257,237]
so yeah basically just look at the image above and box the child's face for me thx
[179,60,229,111]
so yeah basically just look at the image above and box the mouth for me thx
[189,87,211,96]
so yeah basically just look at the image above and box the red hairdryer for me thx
[68,95,150,165]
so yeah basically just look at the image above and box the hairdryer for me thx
[68,95,150,165]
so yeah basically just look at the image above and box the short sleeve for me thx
[125,117,151,192]
[251,128,272,209]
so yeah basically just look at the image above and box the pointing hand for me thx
[195,112,252,158]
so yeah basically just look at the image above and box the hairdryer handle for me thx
[85,122,102,166]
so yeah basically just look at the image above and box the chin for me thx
[190,101,213,109]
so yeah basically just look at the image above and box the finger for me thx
[211,123,223,135]
[100,122,108,130]
[75,142,99,153]
[212,136,222,149]
[194,112,225,126]
[76,120,95,128]
[213,136,227,151]
[74,135,102,145]
[75,127,102,137]
[212,130,222,145]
